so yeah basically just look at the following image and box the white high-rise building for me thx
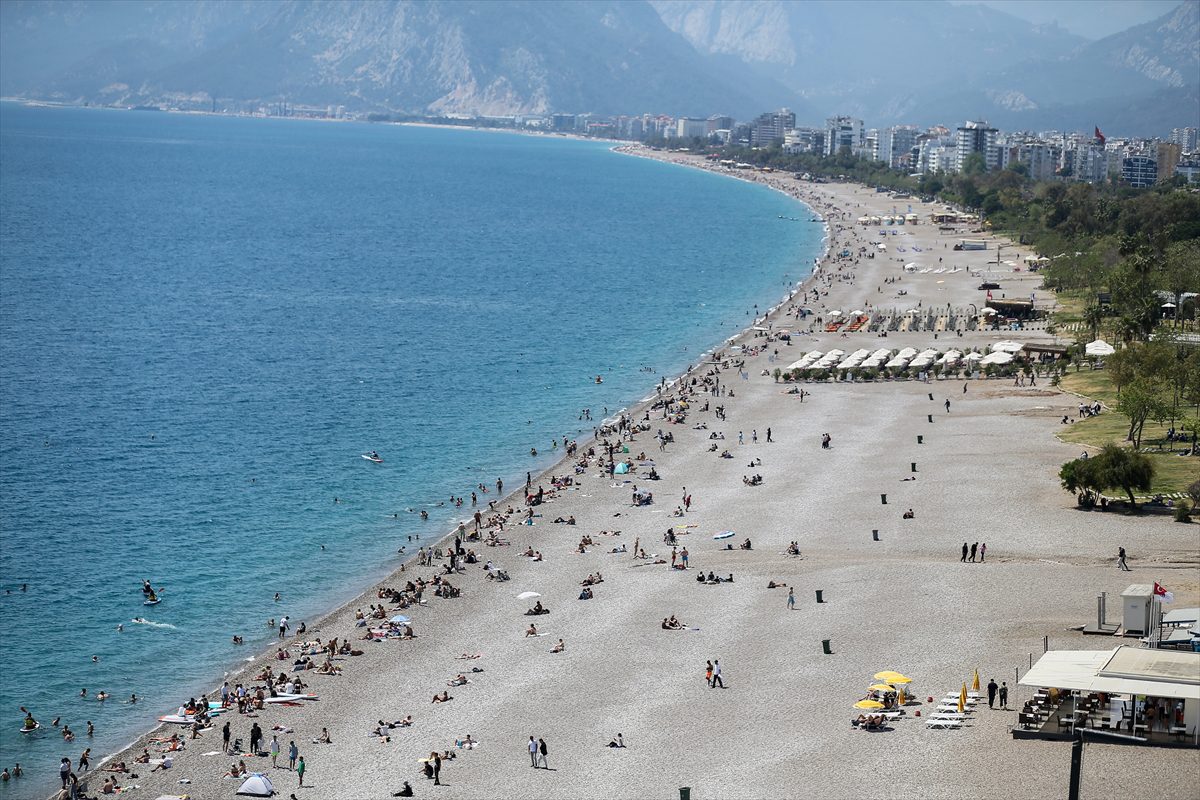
[955,120,999,172]
[1170,127,1198,153]
[825,116,864,155]
[885,126,919,169]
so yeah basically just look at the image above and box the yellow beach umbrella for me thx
[957,694,965,714]
[972,669,980,692]
[874,671,912,683]
[960,682,968,705]
[868,684,896,692]
[854,700,885,709]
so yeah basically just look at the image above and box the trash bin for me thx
[679,788,691,800]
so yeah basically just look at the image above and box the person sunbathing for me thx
[457,652,482,660]
[902,508,915,519]
[316,727,332,743]
[431,691,453,703]
[101,776,120,794]
[550,639,565,653]
[526,624,538,637]
[607,733,626,748]
[448,674,468,686]
[226,762,244,778]
[394,716,413,727]
[134,749,151,764]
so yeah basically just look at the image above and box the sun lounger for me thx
[925,718,963,729]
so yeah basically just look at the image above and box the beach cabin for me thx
[1122,585,1155,636]
[955,239,988,251]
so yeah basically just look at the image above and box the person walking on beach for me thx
[738,431,744,445]
[270,735,280,768]
[222,721,231,754]
[433,752,442,784]
[296,755,306,787]
[711,660,724,688]
[288,740,298,770]
[961,542,968,562]
[969,543,977,562]
[987,679,998,709]
[537,738,549,769]
[787,588,795,610]
[59,758,71,789]
[705,661,713,685]
[278,616,289,639]
[250,723,262,755]
[681,547,689,569]
[1117,547,1130,571]
[528,736,538,767]
[980,543,987,562]
[945,399,951,413]
[999,682,1009,709]
[766,427,773,443]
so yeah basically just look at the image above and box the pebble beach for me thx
[68,148,1199,800]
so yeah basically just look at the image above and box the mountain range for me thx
[1,0,1197,135]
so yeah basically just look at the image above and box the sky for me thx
[954,0,1183,40]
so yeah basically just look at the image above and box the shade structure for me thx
[972,669,980,692]
[516,591,541,600]
[389,615,410,624]
[868,683,896,692]
[713,531,735,540]
[854,700,885,709]
[979,351,1014,365]
[1085,340,1115,357]
[873,671,911,684]
[990,340,1024,353]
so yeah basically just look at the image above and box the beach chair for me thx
[926,718,962,729]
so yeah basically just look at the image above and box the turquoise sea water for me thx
[0,104,820,790]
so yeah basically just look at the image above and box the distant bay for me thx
[0,104,821,788]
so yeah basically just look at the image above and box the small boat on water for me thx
[362,451,383,463]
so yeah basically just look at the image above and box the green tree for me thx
[1116,378,1170,448]
[1090,444,1155,506]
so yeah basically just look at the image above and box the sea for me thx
[0,103,821,792]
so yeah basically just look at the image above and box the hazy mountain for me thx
[1,0,1194,134]
[653,0,1199,134]
[2,0,797,118]
[0,0,281,95]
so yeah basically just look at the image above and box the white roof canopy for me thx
[1019,646,1200,701]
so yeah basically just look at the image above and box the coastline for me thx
[46,142,1200,800]
[70,141,830,788]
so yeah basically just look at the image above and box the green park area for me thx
[1059,368,1198,496]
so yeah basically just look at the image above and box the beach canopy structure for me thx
[979,352,1014,365]
[389,615,410,624]
[868,683,896,692]
[854,700,885,709]
[714,530,735,540]
[237,774,275,797]
[614,462,629,474]
[990,341,1025,354]
[1085,340,1115,357]
[517,591,541,600]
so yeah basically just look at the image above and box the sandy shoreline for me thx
[62,148,1199,800]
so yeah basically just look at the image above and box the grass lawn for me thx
[1058,369,1199,496]
[1051,290,1089,324]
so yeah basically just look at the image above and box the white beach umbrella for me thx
[980,352,1014,365]
[1085,340,1115,356]
[517,591,541,600]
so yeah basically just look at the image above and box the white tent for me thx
[1085,340,1115,357]
[980,352,1014,365]
[990,341,1024,353]
[237,774,275,797]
